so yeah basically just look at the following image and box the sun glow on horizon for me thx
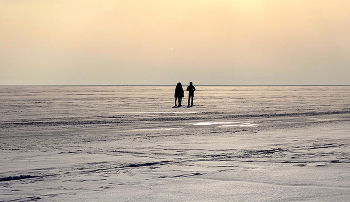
[1,0,349,85]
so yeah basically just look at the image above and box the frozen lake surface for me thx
[1,86,350,201]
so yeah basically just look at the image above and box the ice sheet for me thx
[1,86,350,201]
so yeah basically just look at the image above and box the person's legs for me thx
[175,97,177,106]
[178,98,182,107]
[188,95,193,106]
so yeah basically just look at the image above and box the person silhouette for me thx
[174,82,184,107]
[186,82,196,107]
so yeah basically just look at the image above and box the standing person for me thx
[186,82,196,107]
[174,82,184,107]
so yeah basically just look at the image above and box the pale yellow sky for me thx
[1,0,349,85]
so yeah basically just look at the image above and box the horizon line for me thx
[1,84,350,87]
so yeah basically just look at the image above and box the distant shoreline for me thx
[1,85,350,87]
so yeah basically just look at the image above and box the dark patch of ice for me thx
[281,161,308,164]
[173,172,203,178]
[238,148,287,158]
[0,175,39,182]
[125,160,172,168]
[25,196,42,201]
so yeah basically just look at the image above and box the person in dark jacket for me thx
[186,82,196,107]
[174,82,184,107]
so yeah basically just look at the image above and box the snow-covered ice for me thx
[1,86,349,201]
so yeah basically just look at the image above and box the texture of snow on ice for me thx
[1,86,350,201]
[132,128,182,131]
[193,122,236,126]
[112,111,197,114]
[193,121,258,127]
[219,123,258,127]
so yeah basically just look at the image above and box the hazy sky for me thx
[1,0,349,85]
